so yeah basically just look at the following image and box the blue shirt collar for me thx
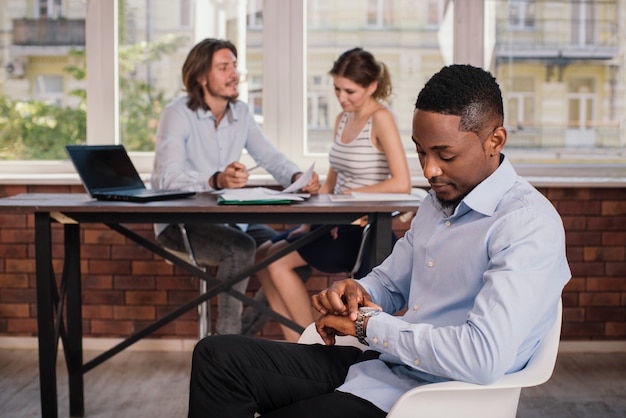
[453,154,518,218]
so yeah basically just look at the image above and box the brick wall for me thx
[0,183,624,341]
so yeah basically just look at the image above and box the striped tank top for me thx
[329,111,390,194]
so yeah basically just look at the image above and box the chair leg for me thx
[177,224,213,338]
[198,279,211,337]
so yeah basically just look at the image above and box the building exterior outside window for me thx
[0,0,624,170]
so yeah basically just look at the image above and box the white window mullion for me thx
[262,0,309,164]
[86,0,119,145]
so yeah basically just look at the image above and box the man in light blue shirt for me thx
[152,39,319,335]
[187,65,571,417]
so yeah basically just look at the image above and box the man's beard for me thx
[437,195,464,211]
[208,83,239,101]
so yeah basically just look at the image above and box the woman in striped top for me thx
[255,48,411,341]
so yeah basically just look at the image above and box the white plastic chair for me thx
[298,300,562,418]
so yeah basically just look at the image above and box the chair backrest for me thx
[385,299,563,418]
[348,223,372,278]
[298,299,562,418]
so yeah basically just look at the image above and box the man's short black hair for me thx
[415,64,503,134]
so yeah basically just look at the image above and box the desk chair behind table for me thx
[161,222,375,339]
[162,224,215,338]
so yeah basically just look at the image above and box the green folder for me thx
[217,196,294,205]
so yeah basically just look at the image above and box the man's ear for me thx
[490,125,507,154]
[197,75,207,88]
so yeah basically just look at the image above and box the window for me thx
[247,0,263,29]
[306,0,448,165]
[35,75,64,106]
[508,0,536,29]
[1,0,624,175]
[36,0,64,19]
[366,0,393,28]
[180,0,191,28]
[507,76,535,131]
[571,0,595,46]
[426,0,446,28]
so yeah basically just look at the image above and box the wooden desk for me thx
[0,192,420,418]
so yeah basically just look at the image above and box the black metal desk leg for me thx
[65,223,85,417]
[371,212,393,266]
[34,212,58,418]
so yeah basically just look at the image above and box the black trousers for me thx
[188,334,387,418]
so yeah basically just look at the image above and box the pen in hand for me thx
[246,164,261,173]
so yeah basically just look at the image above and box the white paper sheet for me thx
[282,162,315,193]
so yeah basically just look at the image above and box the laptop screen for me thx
[66,145,146,194]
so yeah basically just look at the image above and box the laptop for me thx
[66,144,195,202]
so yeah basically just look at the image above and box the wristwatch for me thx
[355,307,380,346]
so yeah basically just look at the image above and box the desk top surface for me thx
[0,192,421,214]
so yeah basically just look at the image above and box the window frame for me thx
[1,0,622,181]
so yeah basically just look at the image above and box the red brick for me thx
[84,229,126,245]
[568,261,604,276]
[565,232,602,246]
[155,276,197,291]
[6,318,37,334]
[547,188,591,200]
[561,322,605,338]
[566,246,585,262]
[585,307,626,322]
[587,216,626,231]
[579,292,621,306]
[167,290,200,305]
[89,260,131,275]
[81,244,111,259]
[561,216,587,231]
[82,290,125,305]
[132,260,174,275]
[563,278,586,292]
[586,277,626,291]
[82,305,113,319]
[113,305,155,320]
[589,188,626,200]
[0,274,29,288]
[125,290,167,305]
[0,184,27,197]
[174,320,199,336]
[602,201,626,216]
[605,262,626,276]
[0,228,35,244]
[583,246,625,262]
[562,306,585,322]
[0,244,28,259]
[0,214,27,229]
[112,244,154,260]
[558,200,601,215]
[0,303,30,317]
[83,275,113,290]
[603,232,626,246]
[5,259,35,274]
[114,275,156,290]
[0,288,36,303]
[606,322,626,338]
